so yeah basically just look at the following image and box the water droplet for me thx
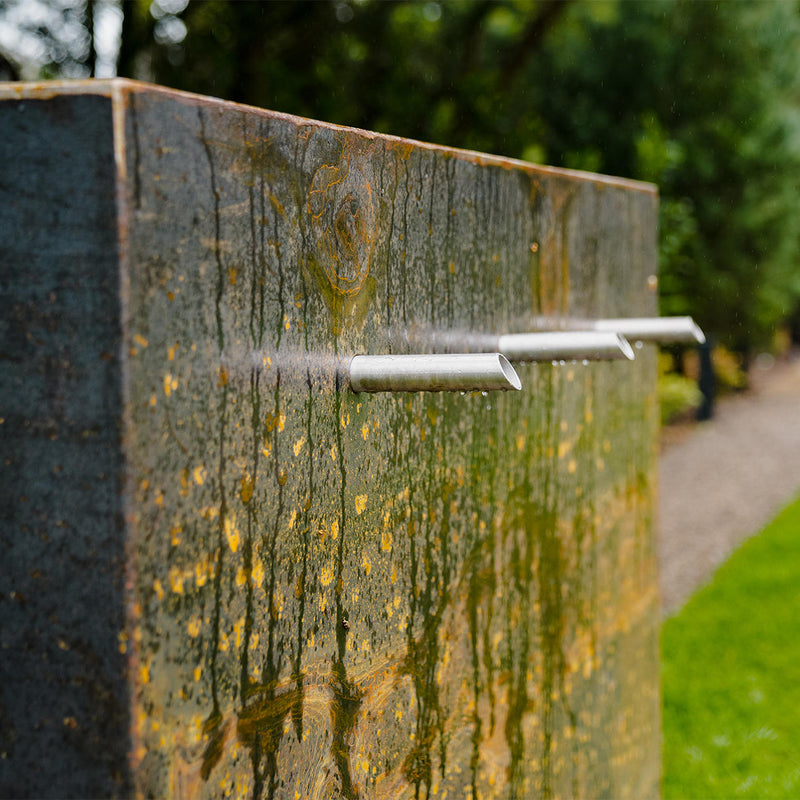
[559,360,566,366]
[486,403,492,411]
[582,359,590,367]
[460,391,466,396]
[635,340,644,349]
[481,391,488,397]
[551,360,559,367]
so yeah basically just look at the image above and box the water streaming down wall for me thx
[0,80,660,799]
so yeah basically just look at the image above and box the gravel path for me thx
[658,353,800,616]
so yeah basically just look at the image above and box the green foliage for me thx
[662,493,800,798]
[712,346,748,393]
[658,353,702,424]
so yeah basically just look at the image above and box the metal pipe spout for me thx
[496,331,635,363]
[592,316,706,344]
[349,353,522,393]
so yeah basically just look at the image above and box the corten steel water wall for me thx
[0,81,661,799]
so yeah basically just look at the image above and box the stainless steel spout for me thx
[496,331,635,363]
[592,316,705,344]
[349,353,522,393]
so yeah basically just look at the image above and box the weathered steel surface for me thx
[0,90,130,797]
[0,80,660,799]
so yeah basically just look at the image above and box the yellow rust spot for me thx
[240,473,255,503]
[331,520,339,539]
[361,422,369,441]
[234,617,245,648]
[284,315,290,331]
[288,509,297,529]
[330,444,337,462]
[168,567,184,594]
[170,524,182,546]
[187,618,202,638]
[596,457,605,471]
[585,409,594,424]
[252,555,265,588]
[167,290,175,301]
[154,490,164,508]
[361,553,372,576]
[163,373,178,397]
[558,440,572,459]
[153,578,164,601]
[265,410,286,433]
[228,266,238,285]
[193,466,206,486]
[224,514,240,553]
[133,334,149,348]
[320,564,334,587]
[149,394,157,408]
[603,439,612,453]
[195,556,212,588]
[218,365,229,387]
[568,460,577,475]
[235,566,247,587]
[355,494,368,515]
[448,261,456,274]
[516,435,526,451]
[140,660,150,684]
[293,437,305,457]
[167,343,178,361]
[381,529,393,553]
[390,566,398,584]
[194,665,202,682]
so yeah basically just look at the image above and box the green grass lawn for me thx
[662,492,800,798]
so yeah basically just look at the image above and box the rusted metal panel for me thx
[0,80,660,799]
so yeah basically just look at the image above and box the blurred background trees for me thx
[4,0,800,363]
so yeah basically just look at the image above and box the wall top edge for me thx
[0,78,657,196]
